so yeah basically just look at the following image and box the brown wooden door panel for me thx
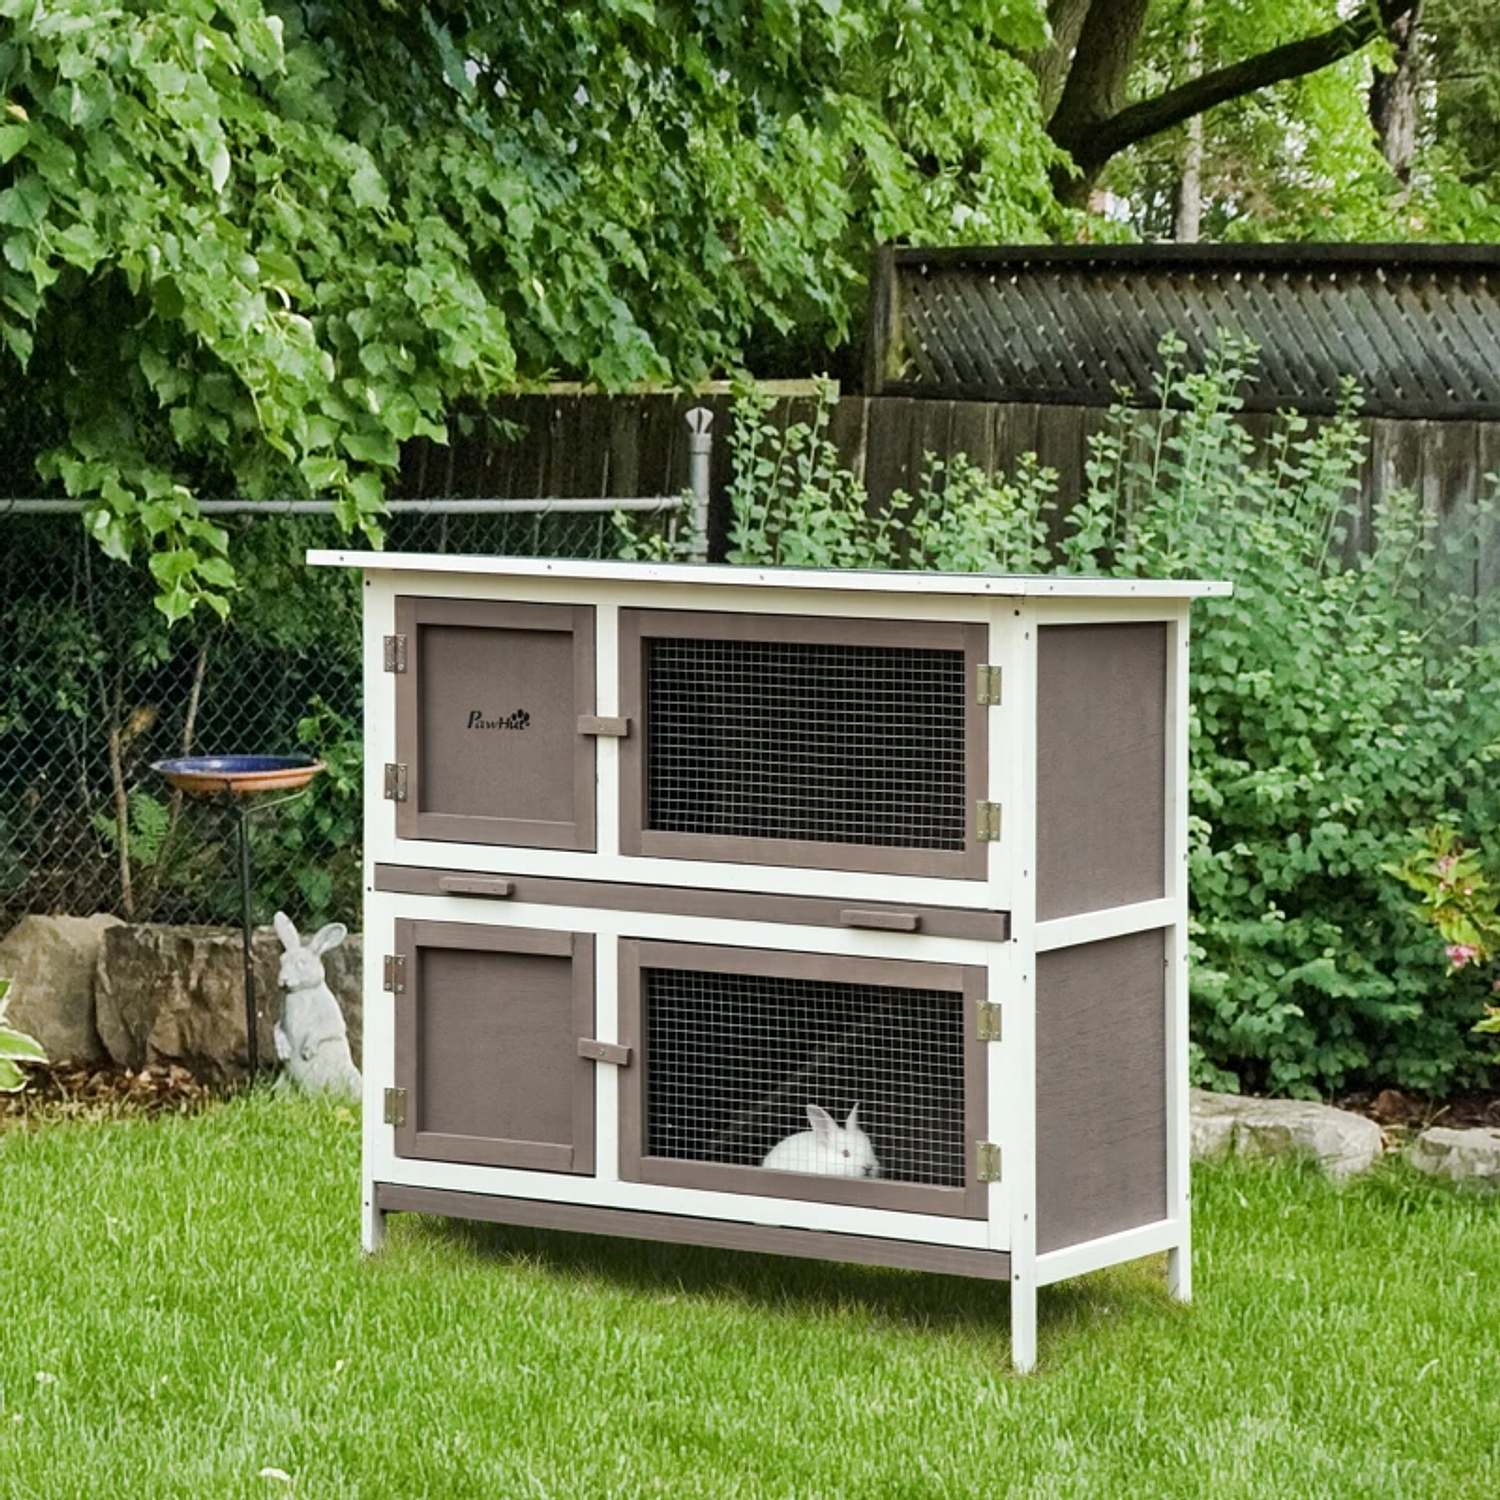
[394,920,596,1173]
[394,597,596,850]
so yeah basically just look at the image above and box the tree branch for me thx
[1091,0,1419,163]
[1053,0,1419,189]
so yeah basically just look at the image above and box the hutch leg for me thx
[1009,1275,1037,1374]
[362,1191,387,1255]
[1167,1241,1192,1302]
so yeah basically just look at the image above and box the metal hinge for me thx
[976,1142,1002,1182]
[976,801,1003,842]
[384,763,408,802]
[383,1087,407,1127]
[976,664,1003,705]
[383,634,408,673]
[383,954,407,993]
[976,1002,1003,1042]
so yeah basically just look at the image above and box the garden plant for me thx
[624,340,1500,1099]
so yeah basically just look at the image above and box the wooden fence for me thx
[397,392,1498,600]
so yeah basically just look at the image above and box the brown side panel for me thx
[1035,622,1167,921]
[1036,930,1167,1254]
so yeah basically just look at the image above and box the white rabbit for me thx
[760,1103,881,1178]
[271,911,362,1100]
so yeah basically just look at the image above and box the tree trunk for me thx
[1176,0,1204,242]
[1032,0,1100,124]
[1370,0,1423,181]
[106,665,134,920]
[1048,0,1153,202]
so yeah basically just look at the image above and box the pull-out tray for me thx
[373,865,1009,942]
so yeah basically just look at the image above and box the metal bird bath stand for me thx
[149,756,325,1082]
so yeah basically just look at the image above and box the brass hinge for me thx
[383,763,408,802]
[976,1142,1002,1183]
[383,1087,407,1127]
[976,1002,1003,1042]
[382,954,407,993]
[976,801,1003,842]
[383,634,408,673]
[976,664,1002,706]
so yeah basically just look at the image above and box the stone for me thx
[0,914,122,1065]
[1190,1088,1384,1180]
[1408,1126,1500,1188]
[95,923,363,1082]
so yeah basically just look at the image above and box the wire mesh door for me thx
[619,611,991,879]
[619,940,989,1217]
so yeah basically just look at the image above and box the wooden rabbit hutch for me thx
[310,552,1227,1371]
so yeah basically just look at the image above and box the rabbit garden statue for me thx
[761,1103,881,1178]
[272,911,362,1100]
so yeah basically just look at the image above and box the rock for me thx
[95,924,363,1082]
[1408,1126,1500,1188]
[1190,1088,1384,1180]
[0,914,122,1065]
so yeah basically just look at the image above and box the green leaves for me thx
[0,173,48,230]
[0,977,48,1094]
[1,0,1059,622]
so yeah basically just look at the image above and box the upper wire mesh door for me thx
[619,611,989,878]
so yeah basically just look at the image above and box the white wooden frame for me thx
[322,554,1224,1374]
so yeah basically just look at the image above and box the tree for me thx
[1093,1,1408,241]
[0,0,1057,617]
[1037,0,1420,204]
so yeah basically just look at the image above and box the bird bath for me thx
[150,756,326,1080]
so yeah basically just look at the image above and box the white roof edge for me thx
[305,550,1232,598]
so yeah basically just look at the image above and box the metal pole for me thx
[685,408,713,563]
[237,802,258,1082]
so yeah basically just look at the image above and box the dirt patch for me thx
[0,1062,220,1127]
[1339,1087,1500,1141]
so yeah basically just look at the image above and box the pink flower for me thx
[1437,855,1457,876]
[1447,943,1480,969]
[1493,979,1500,994]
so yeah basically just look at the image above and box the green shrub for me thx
[652,345,1500,1098]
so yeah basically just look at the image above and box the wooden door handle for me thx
[578,716,631,737]
[839,908,922,932]
[578,1038,632,1066]
[437,875,515,898]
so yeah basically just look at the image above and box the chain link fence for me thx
[0,504,669,935]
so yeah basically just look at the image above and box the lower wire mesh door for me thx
[393,919,596,1173]
[618,941,989,1217]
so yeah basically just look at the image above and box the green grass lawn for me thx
[2,1095,1498,1499]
